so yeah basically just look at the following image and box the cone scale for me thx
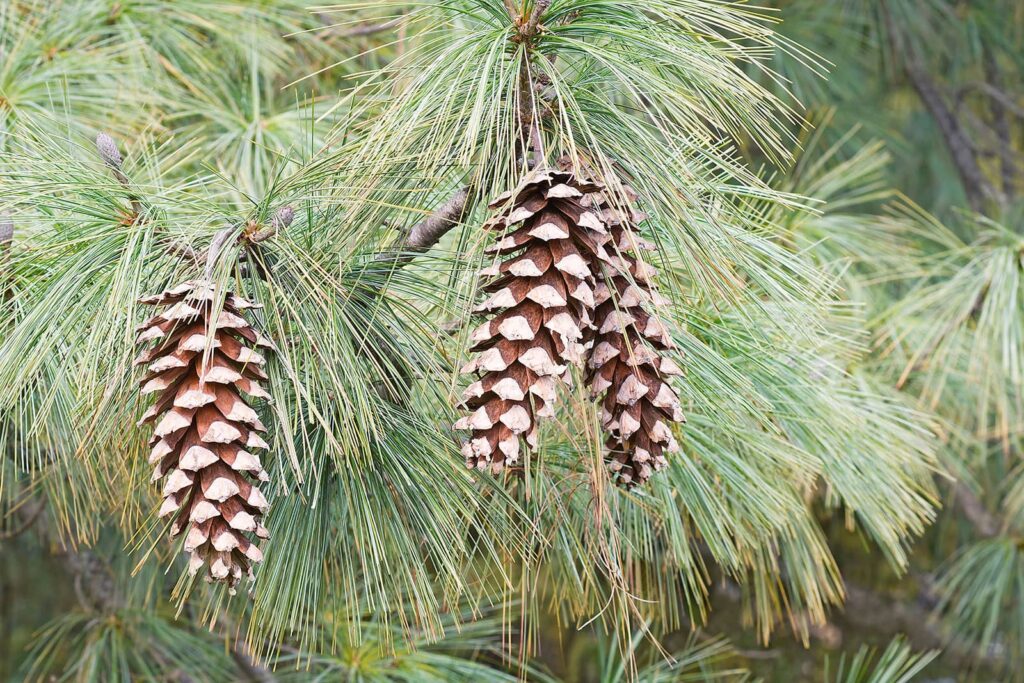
[135,280,273,588]
[456,168,611,473]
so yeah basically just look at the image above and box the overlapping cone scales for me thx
[457,168,611,473]
[136,280,274,587]
[584,185,685,486]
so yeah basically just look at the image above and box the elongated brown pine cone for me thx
[456,168,611,473]
[585,185,685,486]
[135,280,273,588]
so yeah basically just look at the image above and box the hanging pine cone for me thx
[135,280,273,588]
[456,168,611,473]
[585,184,685,486]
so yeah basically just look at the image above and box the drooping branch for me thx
[903,62,996,212]
[880,9,997,212]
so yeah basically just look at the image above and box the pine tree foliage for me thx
[767,0,1024,678]
[0,0,1020,680]
[825,637,938,683]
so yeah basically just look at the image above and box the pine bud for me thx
[95,132,123,169]
[271,206,294,230]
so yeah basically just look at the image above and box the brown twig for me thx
[376,186,472,268]
[246,206,295,244]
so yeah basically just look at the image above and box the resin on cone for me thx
[456,168,611,473]
[585,184,685,486]
[135,280,273,588]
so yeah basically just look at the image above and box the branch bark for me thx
[375,186,471,268]
[843,580,1001,669]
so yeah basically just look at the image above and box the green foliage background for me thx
[0,0,1020,681]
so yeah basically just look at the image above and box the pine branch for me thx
[247,206,295,244]
[231,645,277,683]
[953,485,999,539]
[96,133,145,219]
[94,134,294,271]
[9,495,119,612]
[843,580,1000,669]
[375,186,471,267]
[95,133,200,262]
[904,63,995,213]
[880,9,997,212]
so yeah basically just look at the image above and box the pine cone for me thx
[456,168,611,473]
[135,280,273,588]
[585,185,685,486]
